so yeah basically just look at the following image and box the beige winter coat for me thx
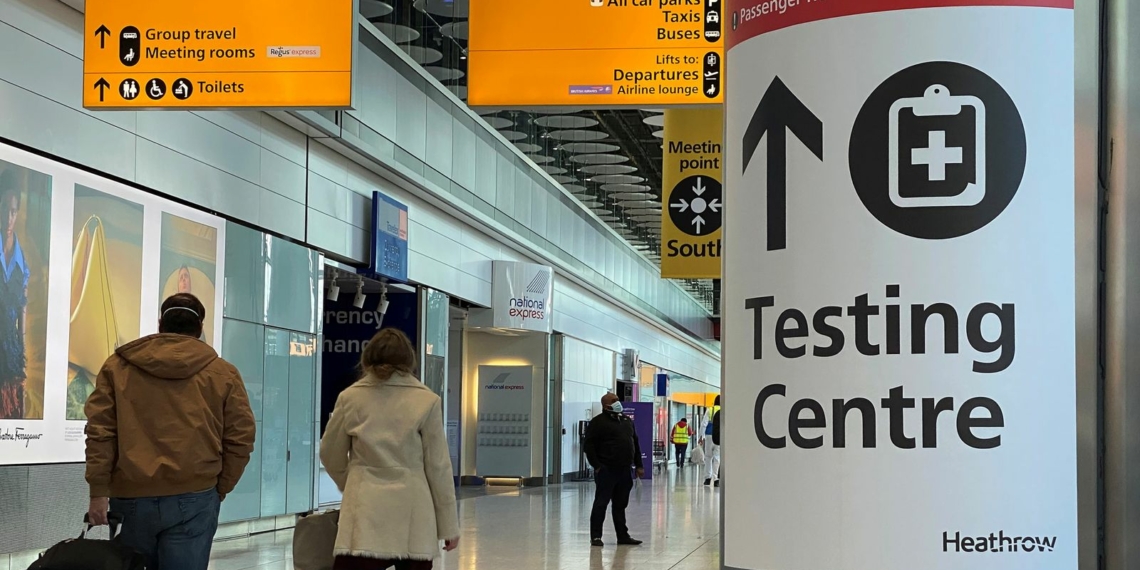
[320,372,459,561]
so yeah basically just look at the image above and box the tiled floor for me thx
[211,467,720,570]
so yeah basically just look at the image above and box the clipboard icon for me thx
[888,84,986,208]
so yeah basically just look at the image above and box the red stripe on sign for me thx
[727,0,1074,48]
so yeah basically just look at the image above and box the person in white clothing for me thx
[701,395,721,487]
[320,328,460,570]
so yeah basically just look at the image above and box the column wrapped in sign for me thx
[722,1,1076,569]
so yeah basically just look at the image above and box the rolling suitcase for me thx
[28,514,147,570]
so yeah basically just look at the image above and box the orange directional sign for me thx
[469,0,724,107]
[83,0,354,109]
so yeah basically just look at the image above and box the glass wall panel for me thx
[422,289,449,402]
[223,222,266,323]
[286,332,317,514]
[265,236,321,334]
[260,327,291,517]
[219,319,265,522]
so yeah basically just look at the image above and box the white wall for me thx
[560,337,616,475]
[305,143,720,385]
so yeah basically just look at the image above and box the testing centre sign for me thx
[468,0,723,107]
[722,1,1076,569]
[83,0,354,109]
[661,107,722,278]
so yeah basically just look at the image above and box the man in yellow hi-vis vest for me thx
[671,418,695,468]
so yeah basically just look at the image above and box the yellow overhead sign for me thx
[469,0,723,107]
[661,107,722,279]
[83,0,354,109]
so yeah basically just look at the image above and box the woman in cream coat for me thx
[320,329,460,570]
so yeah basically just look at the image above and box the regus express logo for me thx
[267,46,321,58]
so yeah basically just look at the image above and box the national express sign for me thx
[490,261,554,333]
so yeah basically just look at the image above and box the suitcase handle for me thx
[82,512,126,539]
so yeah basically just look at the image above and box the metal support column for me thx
[1103,0,1140,566]
[1075,0,1104,568]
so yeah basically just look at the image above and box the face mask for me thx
[609,401,624,414]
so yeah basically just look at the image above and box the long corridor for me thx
[210,469,720,570]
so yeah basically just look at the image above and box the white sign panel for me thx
[723,1,1075,569]
[0,141,226,465]
[491,261,554,333]
[475,365,534,477]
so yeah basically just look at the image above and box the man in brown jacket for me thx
[85,293,255,570]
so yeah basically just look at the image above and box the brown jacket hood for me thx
[116,334,218,380]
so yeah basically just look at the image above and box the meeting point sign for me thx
[721,0,1077,569]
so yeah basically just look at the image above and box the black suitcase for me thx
[28,514,147,570]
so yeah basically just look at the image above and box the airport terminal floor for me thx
[219,470,718,570]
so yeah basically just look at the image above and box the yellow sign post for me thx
[661,107,722,279]
[83,0,354,109]
[469,0,723,107]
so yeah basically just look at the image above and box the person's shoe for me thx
[617,537,644,546]
[591,538,604,547]
[714,480,720,488]
[704,478,712,486]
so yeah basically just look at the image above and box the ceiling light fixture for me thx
[353,278,367,309]
[378,284,390,315]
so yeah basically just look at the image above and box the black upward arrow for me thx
[94,25,111,49]
[742,76,824,251]
[94,77,110,102]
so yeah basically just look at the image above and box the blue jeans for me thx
[110,489,220,570]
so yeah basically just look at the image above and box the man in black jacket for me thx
[583,392,644,547]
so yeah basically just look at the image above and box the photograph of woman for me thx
[0,163,51,420]
[159,213,218,346]
[177,265,193,294]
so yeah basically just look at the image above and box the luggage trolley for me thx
[652,439,668,474]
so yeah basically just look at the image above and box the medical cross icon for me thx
[848,61,1026,240]
[911,131,962,182]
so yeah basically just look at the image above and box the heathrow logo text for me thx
[943,531,1058,554]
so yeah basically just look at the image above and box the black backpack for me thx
[29,515,147,570]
